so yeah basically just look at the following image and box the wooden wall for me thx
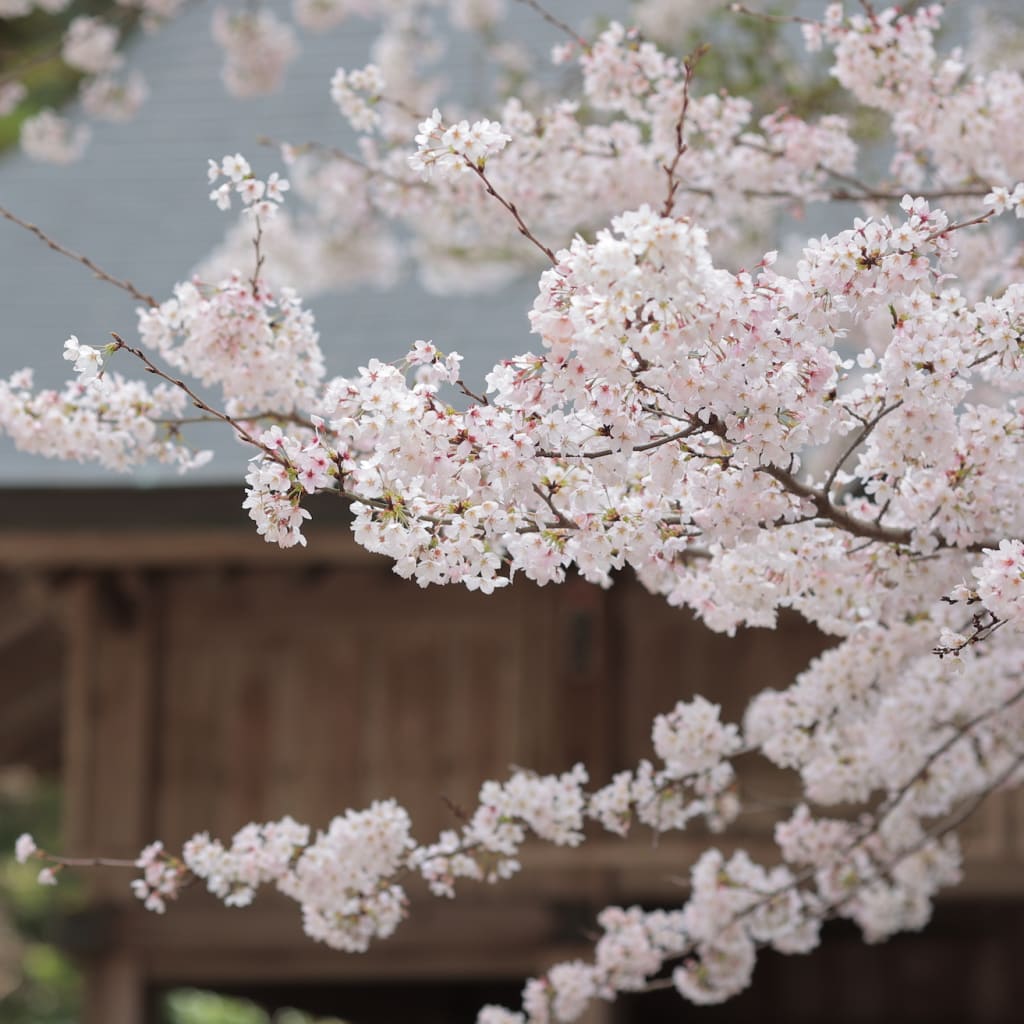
[0,517,1021,1022]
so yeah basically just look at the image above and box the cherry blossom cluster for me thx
[242,424,330,548]
[14,832,58,886]
[206,152,291,217]
[18,662,1018,1019]
[0,364,211,473]
[16,696,750,944]
[143,5,868,297]
[330,64,386,134]
[18,109,91,165]
[971,540,1024,626]
[132,841,188,914]
[410,109,512,178]
[7,2,1024,1020]
[811,3,1024,190]
[211,5,299,98]
[136,268,320,418]
[61,15,122,75]
[341,16,859,292]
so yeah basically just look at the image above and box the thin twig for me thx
[537,423,702,461]
[0,204,159,308]
[925,209,995,244]
[257,136,423,190]
[467,161,558,264]
[109,333,277,457]
[152,411,314,429]
[532,483,575,529]
[456,379,489,405]
[823,400,902,499]
[249,214,265,296]
[40,854,139,869]
[727,3,818,27]
[512,0,589,48]
[660,46,709,219]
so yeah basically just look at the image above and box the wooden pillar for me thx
[83,950,145,1024]
[61,572,159,1024]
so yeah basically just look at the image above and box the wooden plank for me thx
[616,581,830,767]
[61,577,96,852]
[155,573,231,847]
[151,567,556,843]
[0,620,64,771]
[86,573,159,900]
[120,898,561,984]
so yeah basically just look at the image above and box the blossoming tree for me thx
[5,0,1024,1019]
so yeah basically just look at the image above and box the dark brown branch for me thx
[925,209,995,243]
[0,204,159,308]
[537,423,702,460]
[823,400,902,499]
[109,333,278,458]
[727,3,818,27]
[660,46,708,219]
[467,162,558,264]
[512,0,589,49]
[532,483,575,529]
[758,462,914,546]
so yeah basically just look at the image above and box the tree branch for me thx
[0,204,159,308]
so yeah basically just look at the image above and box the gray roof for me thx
[0,0,614,486]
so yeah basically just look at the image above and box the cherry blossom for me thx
[61,15,122,75]
[19,110,90,165]
[6,2,1024,1020]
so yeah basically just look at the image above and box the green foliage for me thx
[163,988,350,1024]
[0,770,83,1024]
[0,0,127,151]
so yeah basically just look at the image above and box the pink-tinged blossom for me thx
[409,109,511,179]
[15,833,36,864]
[80,71,148,122]
[20,109,90,164]
[973,540,1024,626]
[61,16,121,75]
[12,5,1024,1019]
[211,7,298,98]
[137,270,321,417]
[330,64,385,133]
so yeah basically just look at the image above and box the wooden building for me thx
[1,486,1023,1024]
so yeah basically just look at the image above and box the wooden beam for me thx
[116,899,562,984]
[0,529,376,570]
